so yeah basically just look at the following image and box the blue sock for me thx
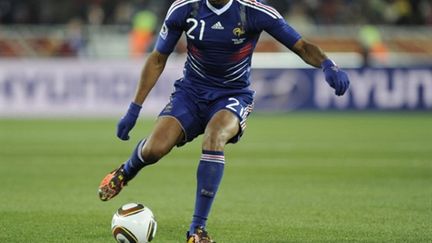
[122,139,147,181]
[189,150,225,233]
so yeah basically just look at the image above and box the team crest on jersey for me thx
[232,26,246,44]
[233,27,245,37]
[232,27,246,45]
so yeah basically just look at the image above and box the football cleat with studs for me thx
[187,226,215,243]
[98,165,128,201]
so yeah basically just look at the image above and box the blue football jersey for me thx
[156,0,302,90]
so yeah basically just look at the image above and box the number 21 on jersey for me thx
[186,18,205,40]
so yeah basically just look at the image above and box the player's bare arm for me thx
[262,6,350,96]
[292,39,350,96]
[133,50,169,105]
[114,50,170,141]
[291,39,328,68]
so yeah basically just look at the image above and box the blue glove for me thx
[322,59,350,96]
[117,102,142,140]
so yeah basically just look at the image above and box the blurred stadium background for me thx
[0,1,431,242]
[0,0,431,116]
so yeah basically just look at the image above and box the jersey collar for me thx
[206,0,233,15]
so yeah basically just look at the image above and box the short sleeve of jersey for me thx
[252,6,302,49]
[155,4,189,54]
[265,19,302,48]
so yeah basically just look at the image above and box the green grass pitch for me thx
[0,113,431,242]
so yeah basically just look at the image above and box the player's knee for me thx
[202,130,229,151]
[141,141,171,164]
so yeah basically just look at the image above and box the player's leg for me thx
[98,116,184,201]
[122,116,185,179]
[188,93,254,242]
[188,110,239,241]
[99,83,204,202]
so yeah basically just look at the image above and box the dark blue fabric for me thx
[189,151,225,233]
[155,0,301,89]
[159,81,254,146]
[123,139,147,181]
[117,102,141,140]
[322,59,350,96]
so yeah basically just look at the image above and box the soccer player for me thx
[98,0,350,242]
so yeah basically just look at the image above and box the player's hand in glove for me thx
[321,59,350,96]
[117,102,142,140]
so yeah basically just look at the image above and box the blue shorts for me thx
[159,80,254,146]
